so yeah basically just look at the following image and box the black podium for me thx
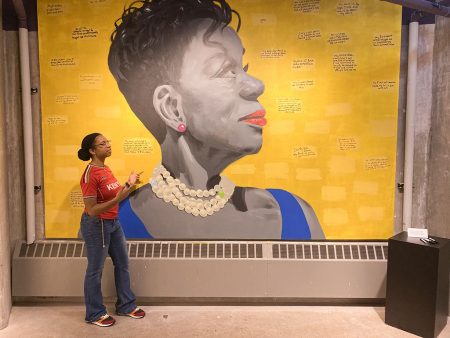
[385,231,450,338]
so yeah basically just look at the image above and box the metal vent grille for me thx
[127,242,263,259]
[17,242,264,259]
[17,241,387,261]
[19,242,87,258]
[272,243,388,261]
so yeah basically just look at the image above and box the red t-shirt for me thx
[80,164,121,219]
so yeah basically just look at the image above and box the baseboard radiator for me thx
[12,240,388,302]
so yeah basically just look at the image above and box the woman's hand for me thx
[127,171,143,186]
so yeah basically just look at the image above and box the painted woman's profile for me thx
[108,0,325,239]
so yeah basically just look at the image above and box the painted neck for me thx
[159,130,241,190]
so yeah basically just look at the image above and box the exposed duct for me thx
[402,21,419,230]
[381,0,450,17]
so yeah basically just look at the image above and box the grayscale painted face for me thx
[176,19,266,154]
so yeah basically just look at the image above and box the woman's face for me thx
[91,135,112,158]
[176,19,266,155]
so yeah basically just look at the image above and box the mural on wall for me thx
[38,0,401,240]
[108,0,324,239]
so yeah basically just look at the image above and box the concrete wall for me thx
[411,24,435,229]
[0,0,12,329]
[399,20,450,239]
[427,16,450,238]
[1,28,44,248]
[3,31,26,252]
[396,23,436,233]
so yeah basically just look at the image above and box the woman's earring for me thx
[177,123,186,133]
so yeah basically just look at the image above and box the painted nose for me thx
[239,74,265,101]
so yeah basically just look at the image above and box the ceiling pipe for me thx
[381,0,450,17]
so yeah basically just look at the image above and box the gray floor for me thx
[0,304,449,337]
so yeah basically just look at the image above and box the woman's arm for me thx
[84,185,131,216]
[83,170,141,217]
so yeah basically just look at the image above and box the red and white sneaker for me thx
[88,314,116,327]
[117,307,146,319]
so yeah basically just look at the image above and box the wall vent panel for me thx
[13,240,388,299]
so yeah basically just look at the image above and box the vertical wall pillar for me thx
[411,24,435,229]
[0,1,12,329]
[428,14,450,317]
[427,16,450,238]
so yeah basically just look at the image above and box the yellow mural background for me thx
[38,0,401,239]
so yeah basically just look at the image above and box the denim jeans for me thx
[80,213,136,322]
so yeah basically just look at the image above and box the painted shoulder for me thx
[242,187,280,210]
[246,187,325,239]
[292,194,325,239]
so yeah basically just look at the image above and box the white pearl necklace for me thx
[149,164,235,217]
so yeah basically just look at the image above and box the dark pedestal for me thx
[385,231,450,338]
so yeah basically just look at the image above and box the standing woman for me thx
[78,132,145,327]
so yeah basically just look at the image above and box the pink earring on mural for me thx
[177,123,186,133]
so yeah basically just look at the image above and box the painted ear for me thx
[153,85,186,133]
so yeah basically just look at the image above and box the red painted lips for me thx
[239,110,267,127]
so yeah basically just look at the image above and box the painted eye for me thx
[216,65,236,78]
[213,60,238,79]
[243,63,249,72]
[221,69,236,78]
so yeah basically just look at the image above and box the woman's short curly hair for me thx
[108,0,240,143]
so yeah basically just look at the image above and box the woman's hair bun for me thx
[77,148,91,161]
[78,132,101,161]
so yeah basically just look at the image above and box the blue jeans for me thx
[80,213,136,322]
